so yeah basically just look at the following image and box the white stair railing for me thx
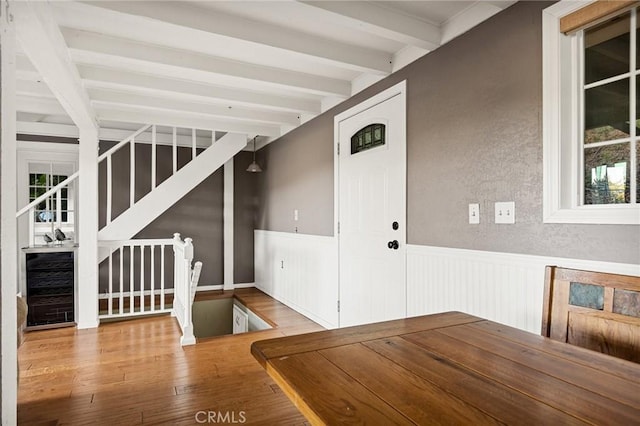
[98,237,174,319]
[98,233,201,346]
[16,172,79,246]
[172,233,202,346]
[98,124,211,227]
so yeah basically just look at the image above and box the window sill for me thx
[544,204,640,225]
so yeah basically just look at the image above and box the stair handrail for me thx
[99,123,209,227]
[16,171,79,218]
[16,171,80,247]
[97,123,152,162]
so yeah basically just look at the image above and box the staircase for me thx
[16,123,247,344]
[98,125,246,242]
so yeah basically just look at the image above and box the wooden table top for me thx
[251,311,640,425]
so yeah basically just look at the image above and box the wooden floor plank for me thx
[18,288,323,425]
[319,343,503,425]
[404,330,640,425]
[363,336,586,425]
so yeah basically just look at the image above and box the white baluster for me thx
[106,155,112,224]
[108,251,113,316]
[55,188,62,230]
[150,244,155,312]
[192,128,197,160]
[160,244,165,310]
[130,244,134,314]
[119,246,124,315]
[140,245,145,313]
[172,127,177,174]
[151,125,157,189]
[29,207,35,247]
[130,137,135,208]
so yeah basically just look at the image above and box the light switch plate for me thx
[294,209,299,221]
[495,201,515,224]
[468,203,480,224]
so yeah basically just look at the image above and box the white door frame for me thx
[333,80,407,324]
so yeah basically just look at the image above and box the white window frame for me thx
[543,0,640,224]
[17,141,79,240]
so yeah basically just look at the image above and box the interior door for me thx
[338,89,406,327]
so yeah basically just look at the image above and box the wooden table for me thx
[251,311,640,425]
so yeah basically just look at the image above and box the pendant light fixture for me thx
[246,135,262,173]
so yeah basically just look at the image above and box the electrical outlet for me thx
[294,209,299,221]
[495,201,515,224]
[469,203,480,224]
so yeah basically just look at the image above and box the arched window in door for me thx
[351,123,385,154]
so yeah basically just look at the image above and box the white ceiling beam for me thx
[63,28,351,98]
[95,106,282,138]
[87,88,301,126]
[16,121,227,149]
[13,2,98,131]
[16,95,66,116]
[16,80,55,99]
[441,1,515,44]
[299,1,441,51]
[17,121,79,139]
[78,65,321,115]
[57,1,391,76]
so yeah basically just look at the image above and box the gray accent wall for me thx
[234,151,257,284]
[256,1,640,265]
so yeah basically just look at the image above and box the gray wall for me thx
[234,151,257,283]
[256,1,640,265]
[99,142,256,286]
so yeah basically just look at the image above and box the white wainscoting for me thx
[254,230,339,329]
[407,245,640,333]
[254,231,639,334]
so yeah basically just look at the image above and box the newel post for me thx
[181,237,196,345]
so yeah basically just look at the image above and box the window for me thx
[351,123,386,154]
[29,172,71,223]
[17,142,78,245]
[543,1,640,224]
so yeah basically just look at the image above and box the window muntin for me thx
[29,172,70,223]
[351,123,385,154]
[581,8,639,206]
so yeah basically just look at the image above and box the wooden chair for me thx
[542,266,640,363]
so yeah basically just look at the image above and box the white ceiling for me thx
[13,0,516,147]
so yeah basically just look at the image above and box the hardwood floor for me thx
[18,288,324,425]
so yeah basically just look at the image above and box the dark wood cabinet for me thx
[24,248,76,328]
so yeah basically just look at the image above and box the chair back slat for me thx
[542,266,640,363]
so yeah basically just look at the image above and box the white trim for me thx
[542,1,640,224]
[223,158,234,290]
[76,127,100,329]
[232,282,255,289]
[1,11,18,424]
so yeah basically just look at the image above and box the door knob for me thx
[387,240,399,250]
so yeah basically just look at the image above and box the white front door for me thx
[336,82,406,327]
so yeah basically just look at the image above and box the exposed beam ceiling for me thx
[299,1,441,51]
[11,0,516,144]
[13,1,97,131]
